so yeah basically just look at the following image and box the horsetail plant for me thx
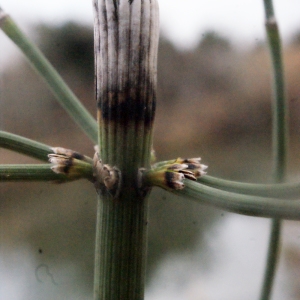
[0,0,296,299]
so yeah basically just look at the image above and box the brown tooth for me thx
[167,163,188,171]
[179,170,194,175]
[183,173,197,181]
[165,171,184,189]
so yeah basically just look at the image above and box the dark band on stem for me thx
[97,87,156,126]
[94,0,158,129]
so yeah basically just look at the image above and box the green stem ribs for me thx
[93,1,159,299]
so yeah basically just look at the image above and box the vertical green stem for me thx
[94,190,149,299]
[260,0,288,299]
[93,1,159,299]
[261,219,281,300]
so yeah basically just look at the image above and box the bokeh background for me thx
[1,1,300,299]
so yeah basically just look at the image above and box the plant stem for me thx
[0,8,98,143]
[0,130,52,161]
[260,0,288,299]
[0,162,93,182]
[93,1,159,299]
[0,164,67,181]
[175,180,300,220]
[94,191,149,300]
[198,175,300,199]
[261,219,281,300]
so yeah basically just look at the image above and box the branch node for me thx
[48,147,93,181]
[93,151,122,199]
[265,16,277,30]
[142,157,208,191]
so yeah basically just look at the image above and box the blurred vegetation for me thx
[1,22,300,299]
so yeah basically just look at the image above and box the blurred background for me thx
[1,1,300,299]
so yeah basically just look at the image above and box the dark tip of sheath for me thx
[63,158,73,174]
[72,152,85,161]
[165,171,176,189]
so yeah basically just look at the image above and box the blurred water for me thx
[146,214,300,300]
[0,246,34,300]
[2,213,300,299]
[0,245,92,300]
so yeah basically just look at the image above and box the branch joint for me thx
[142,157,208,191]
[48,147,93,181]
[93,149,122,199]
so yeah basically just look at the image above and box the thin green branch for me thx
[198,175,300,199]
[0,162,93,182]
[260,0,288,299]
[263,0,274,20]
[0,164,68,181]
[173,180,300,220]
[0,8,98,143]
[0,131,95,181]
[265,15,288,181]
[261,219,281,300]
[0,130,53,162]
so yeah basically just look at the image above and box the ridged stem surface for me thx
[93,1,159,299]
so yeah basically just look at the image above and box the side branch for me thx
[199,175,300,199]
[261,1,288,299]
[0,131,53,162]
[174,180,300,220]
[0,7,98,143]
[0,145,94,182]
[0,160,93,182]
[0,164,68,181]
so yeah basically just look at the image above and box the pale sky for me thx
[1,0,300,49]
